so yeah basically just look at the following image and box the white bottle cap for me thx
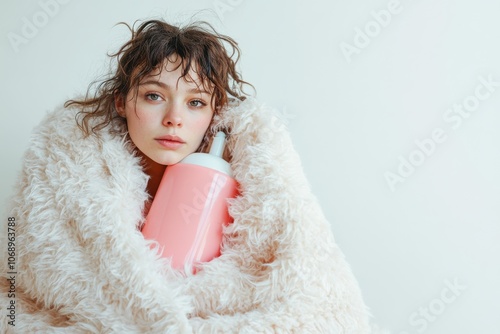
[179,131,232,177]
[209,132,226,157]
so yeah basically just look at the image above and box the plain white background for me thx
[1,0,499,333]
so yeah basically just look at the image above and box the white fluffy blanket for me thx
[0,97,382,333]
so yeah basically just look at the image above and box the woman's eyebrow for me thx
[140,80,210,95]
[188,87,211,95]
[139,80,168,89]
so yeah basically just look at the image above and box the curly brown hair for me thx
[65,19,253,148]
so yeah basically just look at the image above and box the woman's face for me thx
[116,57,214,166]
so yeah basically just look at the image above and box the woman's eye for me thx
[189,99,206,107]
[146,93,161,101]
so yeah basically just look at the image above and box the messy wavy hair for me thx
[65,18,253,153]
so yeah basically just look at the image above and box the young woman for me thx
[0,19,380,333]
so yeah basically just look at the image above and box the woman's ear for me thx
[115,94,126,117]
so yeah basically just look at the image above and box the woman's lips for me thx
[155,135,185,150]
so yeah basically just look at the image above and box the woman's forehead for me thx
[133,65,212,96]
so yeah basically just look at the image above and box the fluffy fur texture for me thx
[1,97,384,333]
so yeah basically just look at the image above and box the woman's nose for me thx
[162,103,183,127]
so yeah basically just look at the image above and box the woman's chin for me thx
[140,150,186,168]
[155,154,188,166]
